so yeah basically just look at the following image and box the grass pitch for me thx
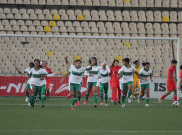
[0,97,182,135]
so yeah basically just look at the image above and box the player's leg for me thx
[111,87,117,105]
[132,80,137,99]
[104,82,109,106]
[40,84,46,108]
[138,84,145,103]
[70,84,80,110]
[25,83,30,102]
[93,82,98,107]
[29,85,36,108]
[121,83,128,107]
[159,82,173,102]
[117,83,121,104]
[137,80,141,96]
[99,83,104,105]
[77,82,82,104]
[84,82,92,105]
[127,82,133,103]
[145,84,150,107]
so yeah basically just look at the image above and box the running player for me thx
[159,60,178,103]
[99,62,110,106]
[132,60,141,100]
[118,58,139,107]
[110,59,122,105]
[61,59,92,110]
[16,62,34,103]
[138,62,153,107]
[84,57,100,107]
[28,59,47,108]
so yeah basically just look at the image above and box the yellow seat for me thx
[123,0,130,2]
[46,51,53,57]
[124,42,131,47]
[44,26,52,32]
[49,21,57,26]
[61,70,67,75]
[74,55,81,60]
[53,14,61,20]
[77,15,84,21]
[115,56,123,62]
[162,16,169,22]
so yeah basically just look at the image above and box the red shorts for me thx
[167,81,176,91]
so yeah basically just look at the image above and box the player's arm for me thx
[16,68,23,75]
[178,77,182,89]
[150,73,153,82]
[64,56,71,67]
[117,70,122,78]
[61,72,70,82]
[86,65,92,71]
[168,72,177,83]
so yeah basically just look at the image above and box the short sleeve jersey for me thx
[139,68,152,84]
[118,65,136,83]
[99,66,110,83]
[167,66,175,82]
[87,65,100,82]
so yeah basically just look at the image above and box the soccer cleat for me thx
[114,102,117,105]
[36,98,38,102]
[128,98,132,103]
[122,104,126,108]
[118,101,121,104]
[137,97,140,104]
[75,103,78,106]
[158,99,162,104]
[77,101,81,106]
[25,97,29,102]
[27,103,31,106]
[71,107,75,110]
[145,104,149,107]
[105,102,108,107]
[94,104,97,108]
[41,104,44,108]
[84,100,87,106]
[100,101,103,106]
[67,94,70,99]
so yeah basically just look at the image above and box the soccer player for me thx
[159,60,178,103]
[16,62,34,103]
[28,59,47,108]
[138,62,153,107]
[118,58,139,107]
[178,65,182,91]
[132,60,141,100]
[110,59,122,105]
[61,59,92,110]
[84,57,100,107]
[98,62,110,106]
[42,61,53,99]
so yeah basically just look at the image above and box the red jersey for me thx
[45,67,52,82]
[180,70,182,78]
[167,66,175,82]
[110,66,122,82]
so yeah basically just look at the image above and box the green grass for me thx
[0,97,182,135]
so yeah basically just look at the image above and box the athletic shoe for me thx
[105,102,108,107]
[31,103,34,108]
[27,103,31,106]
[122,104,126,108]
[36,98,38,102]
[158,99,162,104]
[84,100,87,106]
[41,104,44,108]
[145,104,149,107]
[94,104,97,108]
[111,100,114,103]
[100,101,103,106]
[75,103,78,106]
[128,98,132,103]
[25,97,29,102]
[67,94,70,99]
[77,101,80,106]
[114,102,117,105]
[71,107,75,110]
[137,97,140,104]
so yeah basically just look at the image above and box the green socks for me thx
[122,95,126,104]
[41,95,45,105]
[71,98,77,107]
[105,94,108,102]
[146,98,149,104]
[127,91,132,98]
[78,93,81,101]
[30,94,36,104]
[100,91,103,102]
[86,93,89,100]
[94,93,98,104]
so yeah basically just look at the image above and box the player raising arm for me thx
[98,62,110,106]
[138,62,153,107]
[61,59,92,110]
[118,58,139,107]
[159,60,178,103]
